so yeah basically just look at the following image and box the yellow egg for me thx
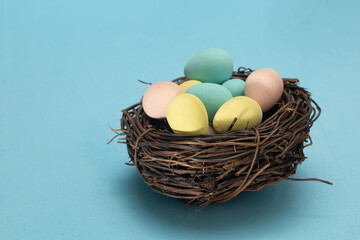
[179,80,201,92]
[213,96,262,133]
[166,93,208,135]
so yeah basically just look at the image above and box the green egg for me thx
[222,78,246,97]
[184,48,234,84]
[186,83,233,123]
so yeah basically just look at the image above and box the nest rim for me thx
[114,67,330,208]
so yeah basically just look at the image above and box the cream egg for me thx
[142,81,183,119]
[244,68,284,112]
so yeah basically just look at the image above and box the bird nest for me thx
[111,67,331,208]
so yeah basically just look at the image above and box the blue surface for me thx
[1,0,359,239]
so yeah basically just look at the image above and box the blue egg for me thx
[222,78,246,97]
[184,48,234,84]
[186,83,233,123]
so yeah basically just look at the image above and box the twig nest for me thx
[117,69,322,208]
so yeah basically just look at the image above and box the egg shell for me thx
[184,48,234,84]
[186,83,233,123]
[179,80,201,92]
[222,78,246,97]
[213,96,263,134]
[166,93,208,135]
[142,81,183,119]
[244,68,284,112]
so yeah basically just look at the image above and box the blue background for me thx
[1,0,359,239]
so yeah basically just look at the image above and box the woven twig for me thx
[113,68,330,208]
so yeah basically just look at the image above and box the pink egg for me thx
[142,81,184,119]
[244,68,284,112]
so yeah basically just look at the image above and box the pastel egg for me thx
[142,81,183,119]
[184,48,234,84]
[244,68,284,112]
[213,96,262,134]
[179,80,201,92]
[186,83,233,123]
[166,93,208,135]
[222,78,246,97]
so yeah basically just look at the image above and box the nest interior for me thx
[113,68,329,208]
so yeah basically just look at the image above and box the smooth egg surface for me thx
[179,80,201,92]
[244,68,284,112]
[213,96,263,134]
[184,48,234,84]
[186,83,233,123]
[166,93,208,135]
[222,78,246,97]
[142,81,183,119]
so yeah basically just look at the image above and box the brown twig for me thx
[112,70,330,207]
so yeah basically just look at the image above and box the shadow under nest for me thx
[112,68,331,209]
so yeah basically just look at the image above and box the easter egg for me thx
[222,78,246,97]
[184,48,234,84]
[186,83,233,123]
[166,93,208,135]
[213,96,262,134]
[142,81,183,119]
[179,80,201,92]
[244,68,284,112]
